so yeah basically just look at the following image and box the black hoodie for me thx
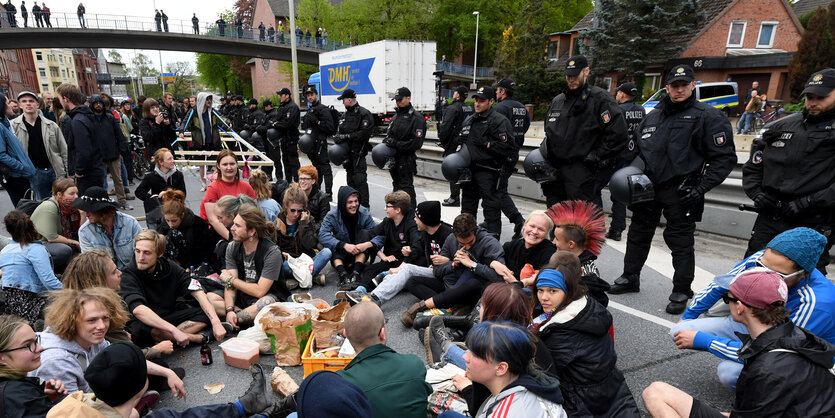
[66,105,104,177]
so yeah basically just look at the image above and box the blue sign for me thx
[320,58,376,96]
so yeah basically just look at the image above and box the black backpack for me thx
[326,106,341,135]
[15,197,55,217]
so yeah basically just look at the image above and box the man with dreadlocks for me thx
[546,200,610,307]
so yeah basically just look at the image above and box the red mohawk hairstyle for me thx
[545,200,607,256]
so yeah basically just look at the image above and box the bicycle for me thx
[752,102,785,133]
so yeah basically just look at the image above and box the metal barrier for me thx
[175,132,273,168]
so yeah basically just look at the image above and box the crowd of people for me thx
[0,57,834,417]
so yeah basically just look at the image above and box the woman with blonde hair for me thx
[249,168,281,223]
[135,147,186,204]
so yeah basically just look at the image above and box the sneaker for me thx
[334,290,347,300]
[135,390,160,416]
[347,271,361,291]
[125,192,137,201]
[313,272,327,286]
[424,315,452,363]
[337,273,352,291]
[238,364,269,415]
[371,272,387,287]
[118,202,134,211]
[441,197,459,207]
[221,322,234,334]
[285,278,300,291]
[345,290,369,305]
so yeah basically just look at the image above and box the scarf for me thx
[528,309,557,335]
[57,198,81,240]
[154,166,177,182]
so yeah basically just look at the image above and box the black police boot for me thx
[666,292,692,315]
[442,197,459,207]
[606,228,622,241]
[607,274,640,294]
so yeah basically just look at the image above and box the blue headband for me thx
[536,269,566,292]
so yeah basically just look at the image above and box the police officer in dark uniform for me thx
[492,77,529,239]
[743,68,835,271]
[438,86,472,207]
[302,85,336,198]
[383,87,426,209]
[244,99,265,132]
[540,55,628,206]
[272,88,301,183]
[233,96,251,132]
[334,89,374,207]
[257,99,282,181]
[610,64,736,315]
[460,86,517,237]
[595,82,646,241]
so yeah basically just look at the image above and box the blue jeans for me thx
[30,167,55,200]
[147,403,239,417]
[737,113,753,134]
[670,315,747,389]
[442,344,467,370]
[439,412,467,418]
[282,248,332,278]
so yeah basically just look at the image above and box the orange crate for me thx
[301,333,354,377]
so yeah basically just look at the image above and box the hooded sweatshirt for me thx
[318,186,383,252]
[29,328,111,393]
[433,228,505,281]
[475,373,567,418]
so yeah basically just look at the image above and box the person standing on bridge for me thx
[492,77,530,239]
[31,1,41,27]
[5,0,17,27]
[234,15,242,38]
[384,87,426,209]
[334,89,374,208]
[216,16,226,37]
[154,10,162,32]
[20,1,27,28]
[41,1,49,27]
[161,9,168,32]
[609,64,736,315]
[258,21,265,41]
[191,13,198,34]
[302,86,336,199]
[438,86,472,208]
[76,2,85,28]
[742,68,835,273]
[267,23,275,42]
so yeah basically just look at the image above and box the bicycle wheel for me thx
[133,151,148,179]
[752,117,764,133]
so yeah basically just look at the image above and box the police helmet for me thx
[249,131,264,149]
[328,142,349,166]
[238,129,252,140]
[523,149,558,183]
[609,165,655,205]
[441,144,472,183]
[371,143,396,169]
[266,128,280,141]
[298,130,315,154]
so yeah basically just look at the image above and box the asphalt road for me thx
[0,152,771,416]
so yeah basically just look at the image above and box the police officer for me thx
[460,86,517,237]
[233,96,250,132]
[492,77,529,239]
[610,64,736,315]
[256,99,281,181]
[383,87,426,209]
[540,55,628,206]
[438,86,472,207]
[743,68,835,271]
[272,88,301,183]
[334,89,374,207]
[595,82,646,241]
[302,85,336,198]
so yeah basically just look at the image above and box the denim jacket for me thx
[78,211,142,269]
[0,121,37,178]
[0,240,62,293]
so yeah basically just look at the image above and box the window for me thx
[35,52,43,61]
[39,69,46,77]
[547,40,559,60]
[50,68,59,77]
[727,21,746,47]
[602,77,612,91]
[757,22,777,48]
[572,37,582,56]
[61,69,66,78]
[42,84,49,91]
[645,73,661,93]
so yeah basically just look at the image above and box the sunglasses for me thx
[289,208,305,213]
[755,261,804,280]
[722,294,753,308]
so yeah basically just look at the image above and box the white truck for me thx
[309,40,437,123]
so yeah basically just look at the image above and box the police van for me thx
[642,81,738,117]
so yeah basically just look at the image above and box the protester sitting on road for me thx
[119,230,230,348]
[318,185,382,291]
[670,226,835,389]
[547,200,611,306]
[0,315,68,417]
[156,189,217,270]
[441,321,568,418]
[222,205,288,329]
[345,200,452,307]
[530,256,640,417]
[30,178,82,273]
[644,269,835,417]
[275,184,331,288]
[491,210,555,288]
[352,190,423,293]
[75,186,142,270]
[297,165,330,232]
[401,213,504,328]
[30,287,186,397]
[211,193,257,270]
[0,210,63,326]
[134,148,186,210]
[201,150,256,232]
[61,249,174,360]
[249,169,280,223]
[336,302,432,418]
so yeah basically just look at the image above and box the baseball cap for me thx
[729,268,788,310]
[616,83,639,97]
[277,87,291,96]
[564,55,588,76]
[667,64,695,84]
[262,99,273,107]
[801,68,835,97]
[337,89,357,100]
[248,98,258,106]
[455,86,469,98]
[495,78,516,92]
[473,86,496,101]
[16,91,38,101]
[392,87,411,101]
[304,85,318,95]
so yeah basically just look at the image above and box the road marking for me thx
[609,301,676,329]
[605,238,714,292]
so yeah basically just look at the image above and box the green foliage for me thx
[513,62,567,109]
[783,96,805,113]
[333,0,434,45]
[799,10,815,28]
[276,62,319,90]
[196,53,253,97]
[296,0,337,35]
[788,5,835,100]
[107,50,123,64]
[164,61,196,99]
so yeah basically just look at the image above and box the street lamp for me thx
[472,11,479,89]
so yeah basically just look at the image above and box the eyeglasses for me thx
[299,177,314,182]
[755,261,804,280]
[289,208,305,213]
[0,335,40,353]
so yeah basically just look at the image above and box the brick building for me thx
[72,48,100,96]
[549,0,804,108]
[0,49,40,99]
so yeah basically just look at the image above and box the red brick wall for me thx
[682,0,802,57]
[250,0,293,100]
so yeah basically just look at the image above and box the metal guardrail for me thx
[436,61,495,78]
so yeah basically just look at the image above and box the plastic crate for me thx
[302,333,353,377]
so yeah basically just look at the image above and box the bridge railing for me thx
[436,61,495,77]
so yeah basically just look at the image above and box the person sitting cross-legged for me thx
[643,269,835,417]
[75,186,142,270]
[119,229,230,348]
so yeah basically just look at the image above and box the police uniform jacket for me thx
[244,108,265,132]
[386,104,426,159]
[544,84,627,163]
[256,107,278,137]
[637,94,736,192]
[493,97,530,149]
[233,106,250,132]
[743,111,835,211]
[438,99,472,151]
[618,100,645,162]
[301,101,336,142]
[273,100,301,141]
[461,107,517,167]
[336,103,374,155]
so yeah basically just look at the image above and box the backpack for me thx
[326,106,341,135]
[15,197,55,217]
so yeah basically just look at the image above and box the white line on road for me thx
[605,238,715,293]
[609,301,676,329]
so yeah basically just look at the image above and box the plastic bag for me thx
[287,253,314,289]
[238,302,317,355]
[259,302,318,365]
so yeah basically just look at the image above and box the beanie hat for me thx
[729,268,788,310]
[84,343,148,407]
[297,371,372,418]
[765,227,827,274]
[416,201,441,227]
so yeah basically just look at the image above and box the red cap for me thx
[729,268,788,310]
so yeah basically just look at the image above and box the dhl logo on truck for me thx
[320,58,376,96]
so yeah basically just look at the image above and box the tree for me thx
[296,0,336,36]
[195,53,254,97]
[583,0,705,95]
[335,0,435,45]
[514,62,567,109]
[788,6,835,100]
[126,52,162,99]
[165,61,196,99]
[107,50,123,64]
[234,0,256,26]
